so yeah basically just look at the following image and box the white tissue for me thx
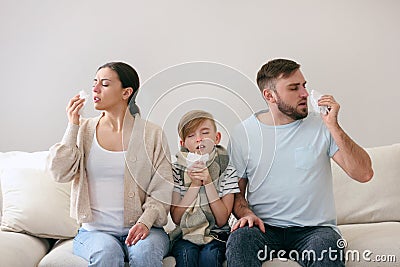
[310,90,328,115]
[186,152,209,168]
[78,90,89,115]
[79,90,89,100]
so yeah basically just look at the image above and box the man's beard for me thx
[275,92,308,121]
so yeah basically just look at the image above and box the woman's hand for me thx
[66,94,85,125]
[125,222,150,246]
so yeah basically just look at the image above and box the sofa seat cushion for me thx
[261,223,400,267]
[38,239,87,267]
[338,222,400,267]
[0,230,50,267]
[39,239,177,267]
[38,238,301,267]
[262,259,300,266]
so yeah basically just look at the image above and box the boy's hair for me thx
[178,110,217,141]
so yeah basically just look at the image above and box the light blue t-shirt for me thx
[228,111,339,228]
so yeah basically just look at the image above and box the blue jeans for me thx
[172,238,226,267]
[226,224,345,267]
[73,227,169,267]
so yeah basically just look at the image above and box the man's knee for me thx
[307,227,343,252]
[226,226,266,266]
[227,226,266,256]
[296,227,345,266]
[228,226,264,245]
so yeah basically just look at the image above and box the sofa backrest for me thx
[0,178,2,221]
[0,151,49,222]
[333,143,400,225]
[0,151,79,239]
[2,144,399,231]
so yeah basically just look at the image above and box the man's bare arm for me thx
[231,178,265,232]
[319,95,373,182]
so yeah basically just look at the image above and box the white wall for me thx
[0,0,399,152]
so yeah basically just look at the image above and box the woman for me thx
[48,62,173,267]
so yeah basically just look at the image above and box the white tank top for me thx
[82,130,131,236]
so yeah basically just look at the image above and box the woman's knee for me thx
[73,230,125,266]
[127,228,169,266]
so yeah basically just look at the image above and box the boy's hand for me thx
[188,161,211,185]
[189,175,203,187]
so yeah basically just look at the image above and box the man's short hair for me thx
[256,59,300,91]
[178,110,217,141]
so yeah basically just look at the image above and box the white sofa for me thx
[1,144,400,267]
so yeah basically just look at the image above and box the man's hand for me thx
[231,214,266,233]
[125,222,149,246]
[318,95,340,127]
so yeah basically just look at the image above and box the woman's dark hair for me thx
[98,62,140,105]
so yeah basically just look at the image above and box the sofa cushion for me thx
[38,239,176,267]
[0,230,50,267]
[333,143,400,225]
[0,179,2,221]
[338,222,400,267]
[0,151,50,222]
[0,167,79,239]
[38,239,88,267]
[0,151,49,170]
[263,260,300,266]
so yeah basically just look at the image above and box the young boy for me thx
[170,110,240,267]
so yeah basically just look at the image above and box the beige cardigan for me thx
[48,113,173,230]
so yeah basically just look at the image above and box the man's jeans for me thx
[171,238,226,267]
[226,224,345,267]
[73,227,169,267]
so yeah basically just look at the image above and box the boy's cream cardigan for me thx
[48,113,173,230]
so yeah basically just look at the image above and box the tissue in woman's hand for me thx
[186,152,209,168]
[78,90,89,115]
[79,90,89,100]
[310,90,328,115]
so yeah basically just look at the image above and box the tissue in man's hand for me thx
[78,90,89,115]
[186,152,209,168]
[310,90,328,115]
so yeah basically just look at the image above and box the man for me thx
[226,58,373,267]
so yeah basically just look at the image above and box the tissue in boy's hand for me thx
[186,152,209,168]
[310,90,328,115]
[78,90,89,115]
